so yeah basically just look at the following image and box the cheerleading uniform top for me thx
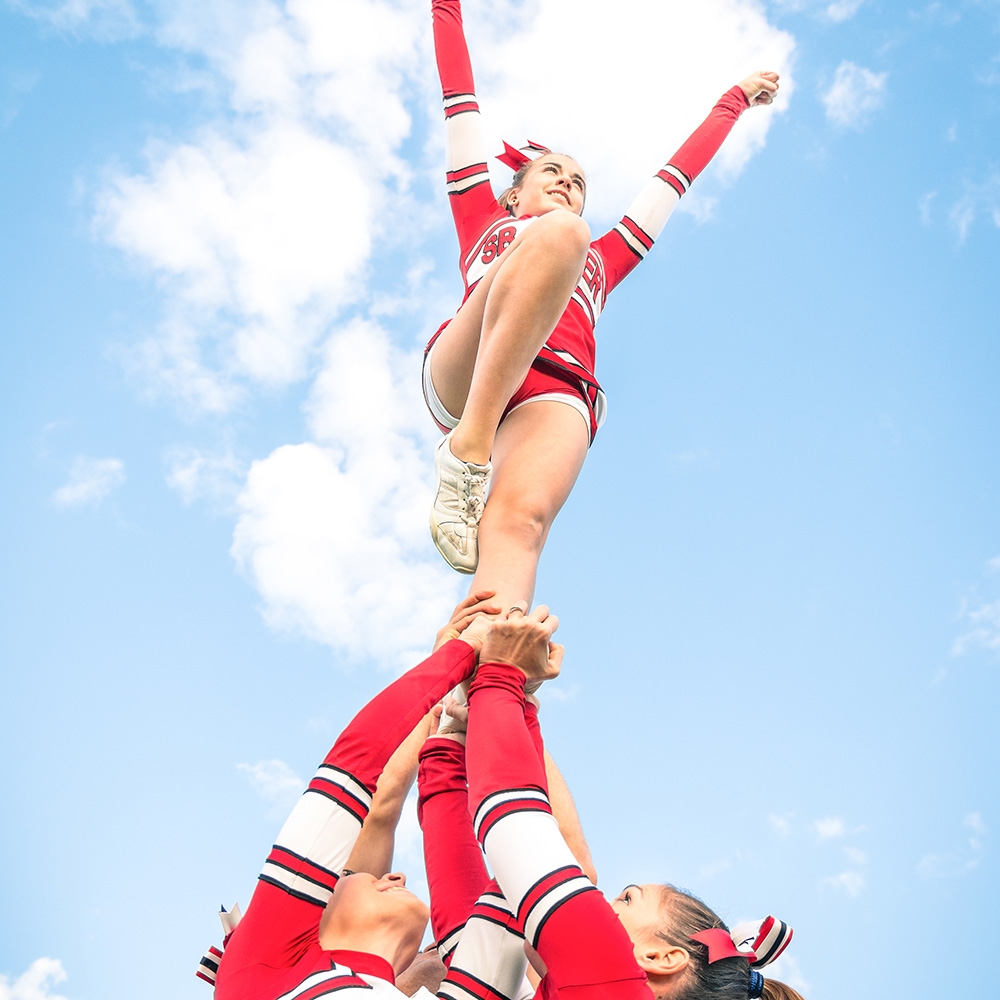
[211,639,477,1000]
[430,0,752,430]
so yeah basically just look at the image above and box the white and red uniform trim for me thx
[418,728,540,1000]
[429,0,751,441]
[210,639,478,1000]
[465,664,656,1000]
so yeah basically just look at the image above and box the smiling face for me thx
[508,155,586,217]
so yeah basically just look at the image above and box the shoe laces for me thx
[460,469,488,524]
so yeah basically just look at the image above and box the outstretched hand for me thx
[739,70,779,106]
[434,589,502,652]
[479,603,562,683]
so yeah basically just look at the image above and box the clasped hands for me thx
[434,589,563,685]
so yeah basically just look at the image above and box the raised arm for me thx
[597,71,779,290]
[432,0,503,248]
[216,637,478,984]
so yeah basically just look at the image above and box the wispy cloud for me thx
[165,445,244,508]
[917,811,987,878]
[813,816,846,839]
[1,68,40,129]
[824,0,865,22]
[8,0,139,40]
[918,191,936,226]
[763,954,810,995]
[0,958,70,1000]
[948,170,1000,244]
[52,455,125,508]
[237,758,306,817]
[769,0,864,22]
[769,813,793,837]
[822,61,887,128]
[952,598,1000,657]
[820,870,866,896]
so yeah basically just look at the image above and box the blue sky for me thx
[1,1,998,999]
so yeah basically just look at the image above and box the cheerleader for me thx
[208,593,496,1000]
[426,0,778,610]
[459,606,805,1000]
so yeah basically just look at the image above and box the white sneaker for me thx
[438,681,470,734]
[430,433,491,574]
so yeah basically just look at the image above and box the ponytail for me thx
[656,887,806,1000]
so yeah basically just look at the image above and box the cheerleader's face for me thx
[509,156,586,217]
[319,871,429,964]
[610,883,666,942]
[611,884,692,980]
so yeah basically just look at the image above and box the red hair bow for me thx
[496,139,552,171]
[692,916,793,969]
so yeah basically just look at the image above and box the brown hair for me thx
[654,886,805,1000]
[498,159,535,212]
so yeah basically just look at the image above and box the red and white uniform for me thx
[214,639,477,1000]
[417,699,547,1000]
[465,664,655,1000]
[427,0,752,441]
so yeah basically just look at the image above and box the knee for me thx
[530,211,591,260]
[488,498,550,555]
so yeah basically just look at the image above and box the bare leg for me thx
[429,211,590,465]
[469,400,590,610]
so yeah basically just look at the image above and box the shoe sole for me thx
[429,514,478,574]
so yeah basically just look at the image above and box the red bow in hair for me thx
[692,916,793,969]
[496,140,552,171]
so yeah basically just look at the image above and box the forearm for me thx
[344,711,434,877]
[327,638,477,794]
[544,749,597,885]
[608,85,751,265]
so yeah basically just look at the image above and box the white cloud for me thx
[952,597,1000,657]
[824,0,864,21]
[52,456,125,507]
[948,170,1000,244]
[237,758,306,816]
[0,958,70,1000]
[230,319,463,669]
[987,556,1000,574]
[820,870,865,896]
[96,122,375,393]
[844,846,867,865]
[165,445,244,507]
[813,816,846,839]
[822,61,887,129]
[476,0,796,222]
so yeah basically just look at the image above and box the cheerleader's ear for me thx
[634,943,690,978]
